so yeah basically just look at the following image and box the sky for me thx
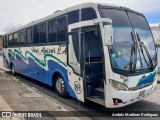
[0,0,160,34]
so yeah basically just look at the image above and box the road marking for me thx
[0,95,24,120]
[0,95,12,111]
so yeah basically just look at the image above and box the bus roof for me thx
[3,2,141,35]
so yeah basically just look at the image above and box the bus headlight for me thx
[109,79,128,91]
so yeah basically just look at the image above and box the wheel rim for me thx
[56,78,65,93]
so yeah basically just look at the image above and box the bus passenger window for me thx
[13,33,17,46]
[26,28,32,45]
[68,10,79,24]
[68,32,81,74]
[48,20,57,43]
[8,34,13,46]
[33,25,40,44]
[40,23,46,43]
[3,36,8,48]
[81,8,97,21]
[57,17,67,42]
[19,30,26,46]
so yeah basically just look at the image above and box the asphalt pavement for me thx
[13,72,160,120]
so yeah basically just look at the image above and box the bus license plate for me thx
[139,90,146,97]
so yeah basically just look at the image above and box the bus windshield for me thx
[100,8,157,72]
[128,12,157,68]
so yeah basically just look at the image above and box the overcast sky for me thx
[0,0,160,34]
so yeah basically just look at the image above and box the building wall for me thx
[150,25,160,43]
[150,25,160,73]
[0,35,2,51]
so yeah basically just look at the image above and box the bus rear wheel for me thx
[11,64,16,75]
[55,76,67,97]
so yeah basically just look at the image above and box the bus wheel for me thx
[55,76,67,97]
[11,64,16,75]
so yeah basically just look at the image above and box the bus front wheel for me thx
[55,76,67,97]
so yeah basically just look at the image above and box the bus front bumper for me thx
[105,80,157,108]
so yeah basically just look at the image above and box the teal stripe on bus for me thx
[8,49,67,67]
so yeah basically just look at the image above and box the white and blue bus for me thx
[2,3,158,108]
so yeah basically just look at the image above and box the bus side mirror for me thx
[104,24,113,46]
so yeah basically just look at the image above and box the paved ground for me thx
[0,56,9,71]
[0,56,160,120]
[0,68,90,120]
[10,72,160,120]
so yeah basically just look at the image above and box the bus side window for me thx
[13,33,18,46]
[19,30,26,46]
[68,8,97,24]
[40,23,46,44]
[68,32,81,75]
[48,20,57,43]
[26,27,32,45]
[8,34,13,47]
[3,36,8,48]
[57,16,67,42]
[33,25,40,44]
[33,22,47,44]
[68,10,79,25]
[81,8,97,21]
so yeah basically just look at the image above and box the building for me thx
[150,24,160,73]
[0,35,2,51]
[150,24,160,43]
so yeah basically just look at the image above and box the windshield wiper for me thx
[136,33,154,70]
[130,32,137,71]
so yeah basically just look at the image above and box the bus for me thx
[2,2,158,108]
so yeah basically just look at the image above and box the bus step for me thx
[87,96,105,106]
[95,87,104,99]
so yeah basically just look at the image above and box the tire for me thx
[55,76,68,97]
[11,64,16,75]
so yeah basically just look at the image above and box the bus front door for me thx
[67,21,105,105]
[82,28,105,105]
[67,31,84,102]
